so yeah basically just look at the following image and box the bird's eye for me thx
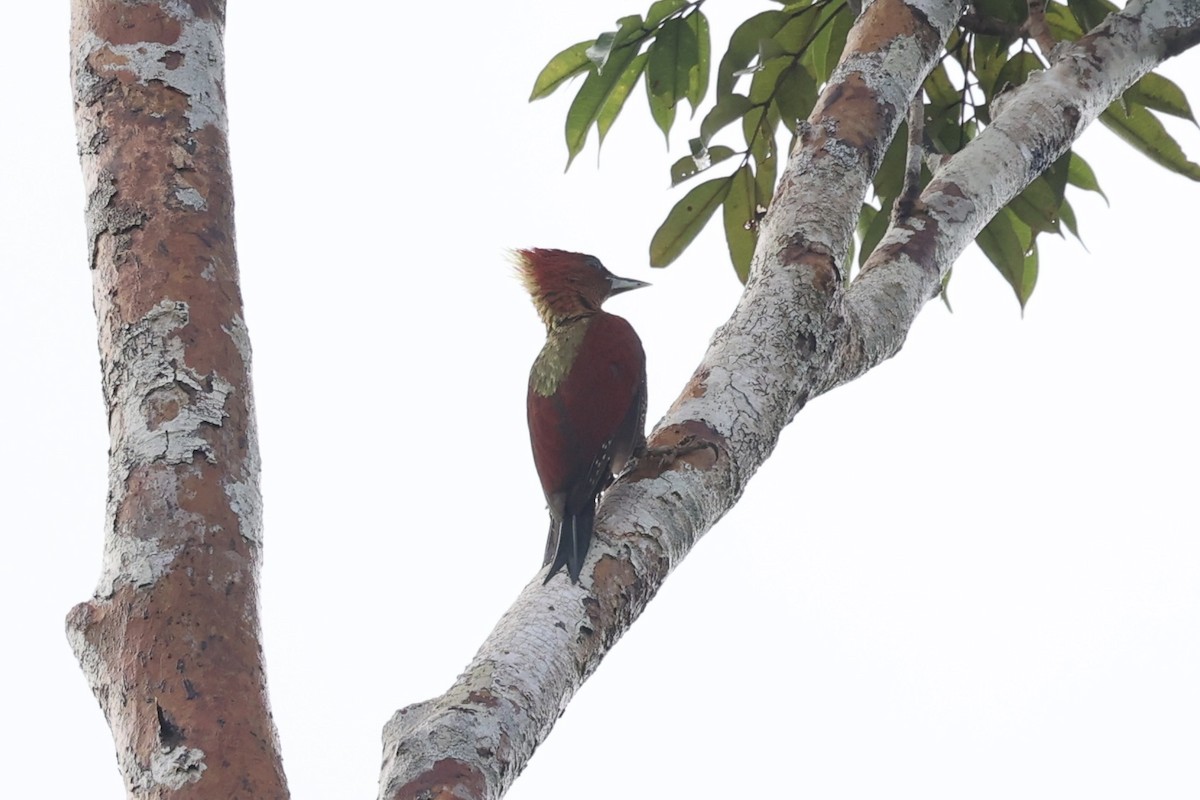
[583,256,605,272]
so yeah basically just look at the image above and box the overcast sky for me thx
[3,2,1198,798]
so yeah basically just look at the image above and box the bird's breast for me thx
[530,317,590,397]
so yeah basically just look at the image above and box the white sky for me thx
[3,2,1198,798]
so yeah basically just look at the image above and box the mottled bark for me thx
[378,0,1200,798]
[65,1,286,797]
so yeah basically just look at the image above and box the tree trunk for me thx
[65,1,287,796]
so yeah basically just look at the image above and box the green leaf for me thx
[742,55,786,158]
[774,4,821,53]
[1008,175,1062,235]
[1067,0,1117,34]
[587,32,619,72]
[859,201,891,267]
[647,80,678,143]
[530,40,594,101]
[1059,196,1084,244]
[670,143,737,185]
[970,35,1008,101]
[586,15,643,73]
[940,267,954,312]
[685,11,711,113]
[1066,151,1107,201]
[750,111,778,202]
[991,50,1044,98]
[644,16,698,141]
[748,55,790,105]
[975,0,1026,26]
[597,53,649,143]
[647,18,697,103]
[924,63,958,110]
[857,202,878,238]
[976,208,1022,275]
[1017,242,1039,313]
[1124,72,1197,124]
[564,40,642,168]
[819,4,854,83]
[717,11,787,97]
[1009,155,1067,236]
[1043,151,1070,199]
[745,39,792,76]
[650,177,732,267]
[873,122,908,200]
[1100,103,1200,181]
[723,164,757,282]
[700,93,754,144]
[805,1,853,84]
[772,60,817,129]
[646,0,687,27]
[977,209,1036,310]
[1043,1,1084,39]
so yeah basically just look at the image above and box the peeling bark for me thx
[377,0,1200,798]
[65,1,286,797]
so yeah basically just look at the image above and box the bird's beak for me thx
[608,275,651,296]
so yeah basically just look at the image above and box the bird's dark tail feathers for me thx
[544,505,595,584]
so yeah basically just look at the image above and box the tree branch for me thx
[379,1,1200,797]
[844,0,1200,376]
[1025,0,1060,54]
[378,1,963,797]
[960,11,1021,39]
[893,95,927,221]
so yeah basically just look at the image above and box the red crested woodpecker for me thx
[515,248,649,584]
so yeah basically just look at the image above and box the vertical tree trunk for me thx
[64,1,287,796]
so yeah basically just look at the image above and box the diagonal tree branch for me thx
[378,1,964,797]
[380,0,1200,797]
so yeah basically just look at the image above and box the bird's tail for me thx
[544,505,595,584]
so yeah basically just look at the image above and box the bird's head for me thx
[512,248,649,327]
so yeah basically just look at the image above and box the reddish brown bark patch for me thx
[145,386,186,427]
[90,2,182,46]
[780,239,839,292]
[389,759,487,800]
[68,571,286,799]
[467,690,501,709]
[844,0,930,54]
[685,367,709,398]
[631,422,722,480]
[591,554,642,604]
[816,74,885,150]
[585,554,649,650]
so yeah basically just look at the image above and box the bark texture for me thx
[378,0,1200,798]
[65,1,287,797]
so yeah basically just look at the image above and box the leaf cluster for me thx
[531,0,1198,309]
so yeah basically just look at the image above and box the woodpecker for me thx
[515,248,649,584]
